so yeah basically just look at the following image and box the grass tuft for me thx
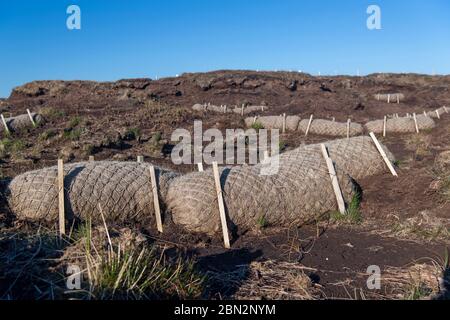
[330,192,362,224]
[251,122,264,130]
[256,215,269,230]
[82,242,204,300]
[123,128,141,141]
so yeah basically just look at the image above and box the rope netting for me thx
[167,136,394,235]
[374,93,405,102]
[245,116,363,137]
[0,113,42,133]
[193,104,267,115]
[3,137,395,236]
[5,162,179,226]
[244,115,300,131]
[297,119,363,137]
[426,106,448,118]
[365,115,436,134]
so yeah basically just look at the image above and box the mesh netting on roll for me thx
[4,161,179,225]
[365,115,436,134]
[0,113,42,133]
[232,105,267,115]
[244,116,300,131]
[192,104,268,115]
[374,93,405,102]
[426,107,448,118]
[297,119,363,137]
[167,136,395,235]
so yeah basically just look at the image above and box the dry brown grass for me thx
[206,260,322,300]
[374,263,444,300]
[383,212,450,242]
[0,223,205,300]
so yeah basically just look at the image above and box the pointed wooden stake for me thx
[149,165,163,233]
[369,133,398,177]
[212,162,231,249]
[58,159,66,236]
[413,113,419,133]
[27,109,36,127]
[383,116,387,137]
[305,115,313,137]
[321,144,346,215]
[1,114,10,135]
[346,119,351,139]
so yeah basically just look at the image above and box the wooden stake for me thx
[346,119,351,139]
[253,116,258,125]
[149,165,163,233]
[1,114,10,135]
[413,113,419,133]
[282,113,287,133]
[387,94,391,104]
[305,115,313,137]
[423,111,427,117]
[57,159,66,236]
[436,110,441,119]
[320,144,346,214]
[396,94,400,104]
[212,162,231,249]
[383,116,387,137]
[137,156,144,163]
[241,105,245,116]
[444,106,448,113]
[369,133,398,177]
[27,109,36,127]
[197,163,204,172]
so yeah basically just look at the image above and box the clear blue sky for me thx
[1,0,449,97]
